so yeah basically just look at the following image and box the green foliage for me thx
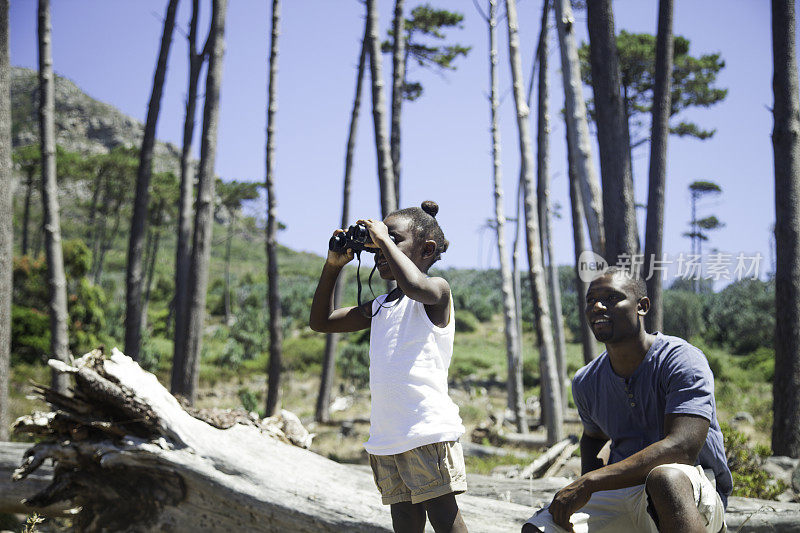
[219,305,267,367]
[722,422,788,499]
[455,310,478,332]
[337,342,370,389]
[437,268,502,322]
[283,334,325,373]
[238,387,259,413]
[10,305,50,364]
[382,4,470,101]
[450,352,494,381]
[706,279,774,354]
[12,240,108,358]
[465,451,538,476]
[578,31,727,146]
[661,289,707,340]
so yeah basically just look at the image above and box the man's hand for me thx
[326,229,355,267]
[358,218,391,247]
[548,476,594,532]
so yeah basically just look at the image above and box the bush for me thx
[705,279,774,354]
[662,289,708,340]
[722,422,787,499]
[455,311,478,332]
[450,352,494,380]
[11,305,50,364]
[238,387,259,413]
[337,342,370,389]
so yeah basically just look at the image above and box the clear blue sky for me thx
[9,1,785,285]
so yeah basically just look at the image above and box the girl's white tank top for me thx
[364,293,464,455]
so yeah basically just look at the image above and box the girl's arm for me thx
[309,236,372,333]
[360,219,450,327]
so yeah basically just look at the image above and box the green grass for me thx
[465,451,539,475]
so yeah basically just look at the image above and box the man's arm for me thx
[580,431,608,476]
[548,414,709,530]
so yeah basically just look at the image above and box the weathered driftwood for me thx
[0,441,74,516]
[541,441,580,479]
[514,436,578,479]
[7,348,532,532]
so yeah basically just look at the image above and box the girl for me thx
[310,201,468,533]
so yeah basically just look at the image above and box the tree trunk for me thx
[366,0,397,218]
[566,128,598,365]
[535,0,567,411]
[390,0,405,206]
[586,0,637,265]
[316,28,367,424]
[553,0,605,257]
[38,0,70,395]
[505,0,563,444]
[5,349,532,532]
[771,0,800,458]
[173,0,207,394]
[143,227,162,329]
[22,169,33,256]
[0,0,10,441]
[177,0,227,404]
[125,0,179,362]
[644,0,674,334]
[487,0,526,433]
[93,193,124,285]
[223,213,234,324]
[265,0,283,417]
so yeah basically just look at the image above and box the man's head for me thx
[585,267,650,344]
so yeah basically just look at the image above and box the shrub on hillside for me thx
[722,422,787,499]
[661,289,708,340]
[12,240,108,359]
[705,279,774,354]
[455,310,478,332]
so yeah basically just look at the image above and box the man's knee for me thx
[645,465,694,504]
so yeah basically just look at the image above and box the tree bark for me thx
[366,0,397,218]
[486,0,526,433]
[586,0,638,264]
[644,0,674,334]
[316,28,367,424]
[566,127,598,365]
[125,0,179,362]
[177,0,227,404]
[535,0,567,411]
[390,0,405,206]
[38,0,70,394]
[771,0,800,458]
[265,0,283,417]
[22,169,34,256]
[0,0,11,441]
[173,0,207,394]
[223,212,234,324]
[5,349,532,532]
[553,0,605,257]
[506,0,563,444]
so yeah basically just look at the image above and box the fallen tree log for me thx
[514,436,578,479]
[7,348,532,532]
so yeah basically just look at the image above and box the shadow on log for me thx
[6,348,532,532]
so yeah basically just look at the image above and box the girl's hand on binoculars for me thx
[326,229,354,267]
[357,218,390,248]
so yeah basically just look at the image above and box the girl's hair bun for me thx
[421,200,439,218]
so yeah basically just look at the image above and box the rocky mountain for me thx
[11,66,183,175]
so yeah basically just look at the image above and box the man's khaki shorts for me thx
[524,463,726,533]
[369,441,468,505]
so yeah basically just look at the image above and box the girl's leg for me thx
[391,502,426,533]
[422,493,468,533]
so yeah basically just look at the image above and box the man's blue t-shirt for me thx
[572,332,733,506]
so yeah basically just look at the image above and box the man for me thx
[523,267,732,533]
